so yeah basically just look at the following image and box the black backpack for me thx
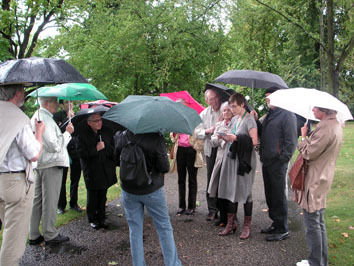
[119,132,152,187]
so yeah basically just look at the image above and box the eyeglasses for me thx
[88,119,102,123]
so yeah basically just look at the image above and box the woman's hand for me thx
[221,133,237,142]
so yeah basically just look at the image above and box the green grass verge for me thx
[326,122,354,265]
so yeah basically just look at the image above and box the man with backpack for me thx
[114,129,182,266]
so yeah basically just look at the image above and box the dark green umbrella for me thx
[103,95,202,135]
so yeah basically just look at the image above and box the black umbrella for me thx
[70,106,124,134]
[0,57,87,86]
[214,70,288,89]
[205,83,254,112]
[205,83,235,102]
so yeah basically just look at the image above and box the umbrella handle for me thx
[36,89,41,121]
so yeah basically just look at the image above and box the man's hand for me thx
[65,122,74,134]
[250,110,258,120]
[34,119,45,136]
[301,124,308,138]
[96,141,105,151]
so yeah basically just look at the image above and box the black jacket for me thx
[259,107,297,167]
[78,124,117,190]
[114,130,169,195]
[228,134,253,176]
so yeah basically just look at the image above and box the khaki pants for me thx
[29,167,63,241]
[0,173,34,266]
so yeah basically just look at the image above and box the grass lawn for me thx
[326,122,354,265]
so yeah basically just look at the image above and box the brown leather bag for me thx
[289,153,307,191]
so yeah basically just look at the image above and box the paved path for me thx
[21,160,308,265]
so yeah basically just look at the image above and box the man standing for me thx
[54,101,82,214]
[195,89,222,220]
[0,84,44,265]
[259,87,297,241]
[29,96,74,246]
[296,107,343,266]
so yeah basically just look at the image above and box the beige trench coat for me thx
[296,115,343,213]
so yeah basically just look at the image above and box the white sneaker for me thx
[296,260,309,266]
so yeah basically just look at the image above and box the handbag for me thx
[289,153,307,191]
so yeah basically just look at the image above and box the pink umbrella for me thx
[80,99,118,109]
[160,91,205,114]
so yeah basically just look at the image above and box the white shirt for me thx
[0,124,40,172]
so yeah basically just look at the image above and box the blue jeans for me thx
[122,187,182,266]
[303,208,328,266]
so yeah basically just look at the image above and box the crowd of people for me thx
[0,83,345,266]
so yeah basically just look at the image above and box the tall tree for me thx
[0,0,76,60]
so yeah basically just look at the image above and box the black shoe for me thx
[29,235,44,245]
[176,209,185,216]
[214,220,226,227]
[70,205,82,213]
[185,209,195,215]
[99,222,108,229]
[90,223,101,230]
[57,208,65,215]
[266,232,289,241]
[261,226,276,234]
[206,212,218,221]
[45,234,70,245]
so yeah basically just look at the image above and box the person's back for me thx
[114,130,181,266]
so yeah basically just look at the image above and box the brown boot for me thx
[218,213,237,236]
[239,216,252,240]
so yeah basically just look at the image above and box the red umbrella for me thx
[80,99,118,109]
[160,91,205,114]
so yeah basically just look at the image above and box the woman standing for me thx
[216,93,258,239]
[171,131,198,216]
[296,107,343,266]
[208,102,234,227]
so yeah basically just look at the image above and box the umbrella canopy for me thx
[160,91,205,114]
[103,95,202,135]
[70,106,124,133]
[0,57,87,86]
[80,100,118,109]
[27,83,107,101]
[267,87,353,123]
[214,70,288,89]
[205,83,235,102]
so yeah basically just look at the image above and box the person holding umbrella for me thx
[0,84,44,265]
[29,96,74,246]
[295,107,343,266]
[77,111,117,230]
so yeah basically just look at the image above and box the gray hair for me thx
[38,96,58,107]
[0,85,24,101]
[220,101,231,112]
[317,107,337,115]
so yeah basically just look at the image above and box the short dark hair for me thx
[265,86,280,94]
[229,92,246,106]
[0,84,24,101]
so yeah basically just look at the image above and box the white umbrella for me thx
[267,87,353,123]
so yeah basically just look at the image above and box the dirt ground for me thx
[20,160,308,266]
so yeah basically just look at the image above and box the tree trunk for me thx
[319,2,327,91]
[326,0,338,96]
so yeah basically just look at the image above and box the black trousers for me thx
[86,188,107,224]
[58,158,82,209]
[176,146,198,210]
[206,147,218,213]
[262,160,289,233]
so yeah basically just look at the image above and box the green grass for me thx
[326,122,354,265]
